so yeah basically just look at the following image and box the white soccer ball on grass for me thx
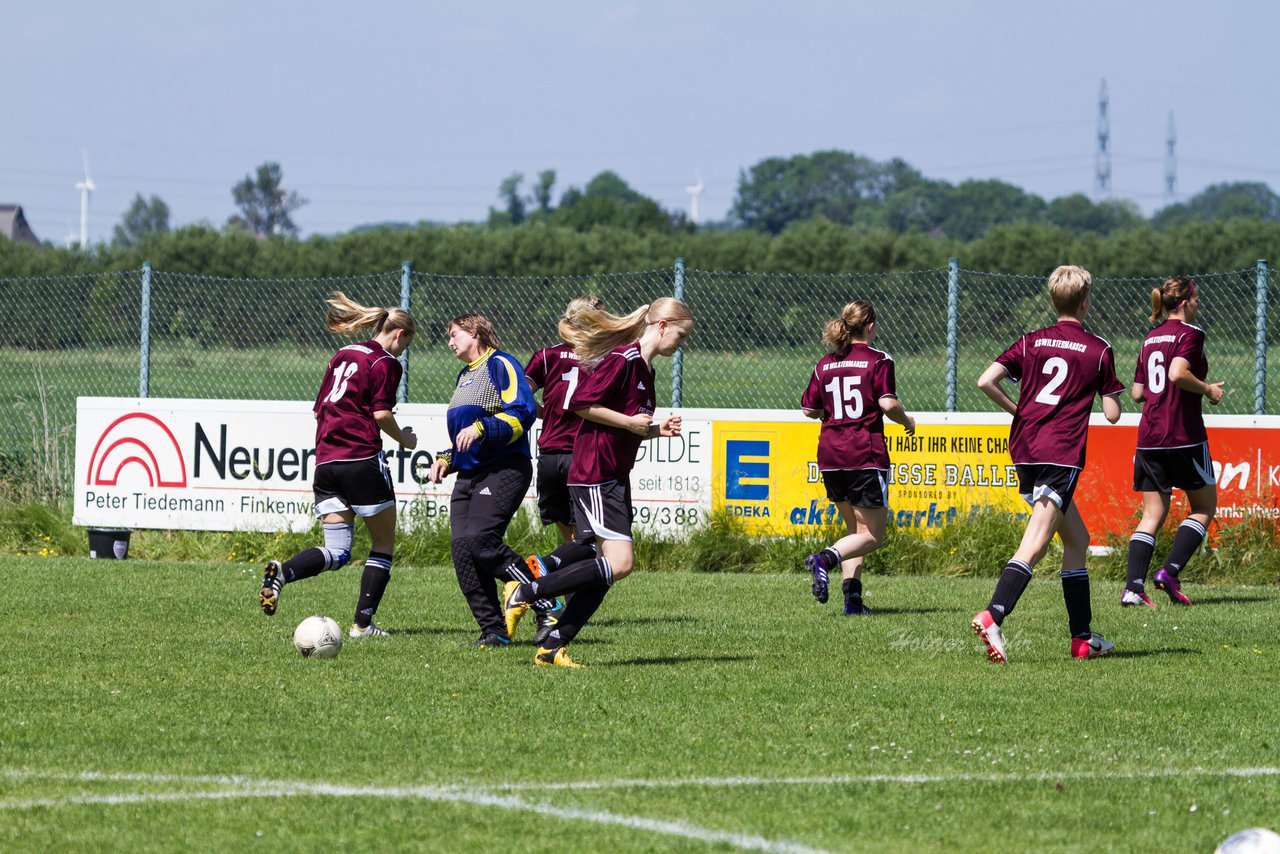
[1216,828,1280,854]
[293,615,343,659]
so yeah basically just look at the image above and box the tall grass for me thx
[4,500,1276,584]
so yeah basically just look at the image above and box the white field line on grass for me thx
[5,766,1280,852]
[0,769,832,854]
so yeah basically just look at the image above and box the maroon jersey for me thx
[995,321,1124,469]
[567,343,656,485]
[801,343,898,471]
[1134,320,1209,448]
[526,344,585,454]
[313,340,402,464]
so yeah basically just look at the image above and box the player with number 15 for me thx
[800,300,916,616]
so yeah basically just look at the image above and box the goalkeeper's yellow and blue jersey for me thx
[443,348,536,472]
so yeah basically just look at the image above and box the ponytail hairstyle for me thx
[326,291,416,339]
[558,295,606,342]
[560,296,693,367]
[822,300,877,352]
[1150,276,1197,323]
[446,313,500,351]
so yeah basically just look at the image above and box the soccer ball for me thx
[1216,828,1280,854]
[293,615,343,659]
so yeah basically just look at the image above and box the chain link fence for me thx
[0,261,1273,500]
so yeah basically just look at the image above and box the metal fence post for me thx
[945,257,960,412]
[139,261,153,398]
[1256,259,1269,415]
[398,260,412,403]
[672,257,685,408]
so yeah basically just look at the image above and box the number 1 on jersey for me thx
[561,366,579,410]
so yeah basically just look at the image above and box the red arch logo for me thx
[87,413,188,488]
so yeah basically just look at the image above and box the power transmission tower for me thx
[1096,80,1111,199]
[1165,111,1177,204]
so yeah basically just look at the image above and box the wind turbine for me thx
[685,171,704,225]
[75,151,95,247]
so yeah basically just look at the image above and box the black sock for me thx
[818,547,841,571]
[1125,532,1156,591]
[540,586,609,649]
[529,557,612,600]
[842,577,862,603]
[354,552,392,627]
[986,560,1033,625]
[1164,519,1207,576]
[547,540,595,571]
[1060,568,1092,638]
[282,548,326,583]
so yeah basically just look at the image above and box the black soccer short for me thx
[569,480,633,542]
[1133,442,1214,494]
[313,453,395,517]
[535,451,574,527]
[821,468,889,509]
[1015,463,1080,511]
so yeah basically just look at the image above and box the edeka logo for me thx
[725,440,769,500]
[86,413,188,488]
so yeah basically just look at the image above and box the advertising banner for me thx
[712,412,1280,543]
[73,398,711,535]
[75,399,1276,544]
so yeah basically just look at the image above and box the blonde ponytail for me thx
[326,291,416,338]
[822,300,877,351]
[561,297,692,366]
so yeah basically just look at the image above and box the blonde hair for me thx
[560,297,693,366]
[1046,265,1092,315]
[326,291,416,338]
[822,300,877,351]
[1150,276,1197,323]
[558,295,606,343]
[446,313,499,351]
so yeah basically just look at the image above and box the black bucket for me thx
[88,529,131,559]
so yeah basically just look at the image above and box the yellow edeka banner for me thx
[712,422,1026,534]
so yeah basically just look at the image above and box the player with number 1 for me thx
[800,300,916,616]
[507,298,607,644]
[971,265,1124,662]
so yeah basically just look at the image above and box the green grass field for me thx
[4,556,1278,852]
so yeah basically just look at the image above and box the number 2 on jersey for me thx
[1034,356,1069,405]
[325,362,358,403]
[824,375,863,420]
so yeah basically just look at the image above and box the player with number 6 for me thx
[1121,277,1224,608]
[800,300,916,616]
[971,265,1124,662]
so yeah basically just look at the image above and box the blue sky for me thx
[3,0,1277,244]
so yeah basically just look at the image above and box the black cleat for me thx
[259,560,284,616]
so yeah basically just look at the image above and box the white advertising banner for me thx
[73,398,711,535]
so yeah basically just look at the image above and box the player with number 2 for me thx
[971,265,1123,662]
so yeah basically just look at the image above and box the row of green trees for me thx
[4,216,1278,281]
[88,149,1280,255]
